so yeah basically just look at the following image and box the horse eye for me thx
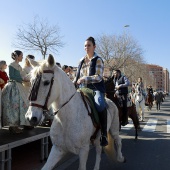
[44,80,50,86]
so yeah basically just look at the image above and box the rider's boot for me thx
[98,108,108,147]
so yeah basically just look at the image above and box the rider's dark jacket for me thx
[75,56,105,93]
[147,87,153,94]
[113,75,129,95]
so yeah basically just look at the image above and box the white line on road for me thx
[142,118,158,132]
[167,120,170,133]
[121,120,134,130]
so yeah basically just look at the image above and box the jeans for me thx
[94,90,106,112]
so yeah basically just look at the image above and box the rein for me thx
[53,91,77,115]
[29,69,77,116]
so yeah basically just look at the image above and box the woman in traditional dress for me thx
[2,50,31,133]
[22,55,35,92]
[0,60,9,128]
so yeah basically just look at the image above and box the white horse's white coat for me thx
[135,84,145,121]
[25,56,124,170]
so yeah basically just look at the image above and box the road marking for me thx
[142,118,158,132]
[121,120,134,130]
[167,120,170,133]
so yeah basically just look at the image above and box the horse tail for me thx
[104,99,125,163]
[103,132,117,162]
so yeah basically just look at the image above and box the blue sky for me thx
[0,0,170,72]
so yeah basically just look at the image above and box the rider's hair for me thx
[86,36,96,46]
[138,77,142,80]
[115,69,121,75]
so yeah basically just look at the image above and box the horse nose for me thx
[31,117,37,123]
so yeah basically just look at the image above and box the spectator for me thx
[62,65,70,74]
[2,50,32,133]
[56,62,61,68]
[68,66,75,81]
[22,55,35,91]
[0,60,9,129]
[0,60,9,89]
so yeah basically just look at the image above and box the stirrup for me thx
[100,136,108,147]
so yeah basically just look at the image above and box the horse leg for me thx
[41,145,65,170]
[128,107,140,140]
[135,103,141,121]
[78,145,89,170]
[108,131,125,162]
[93,140,102,170]
[141,105,145,121]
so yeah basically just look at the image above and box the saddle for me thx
[77,87,100,126]
[77,87,101,144]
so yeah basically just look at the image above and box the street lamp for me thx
[122,25,130,74]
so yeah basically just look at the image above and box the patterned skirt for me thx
[2,81,30,126]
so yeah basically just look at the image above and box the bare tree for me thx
[13,16,64,59]
[96,33,144,77]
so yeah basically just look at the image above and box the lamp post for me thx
[122,25,130,74]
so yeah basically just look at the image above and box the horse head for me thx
[25,54,67,126]
[104,76,118,103]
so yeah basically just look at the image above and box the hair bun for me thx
[11,52,16,60]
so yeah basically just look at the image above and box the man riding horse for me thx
[113,70,130,126]
[147,85,153,96]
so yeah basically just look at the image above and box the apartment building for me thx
[147,64,169,92]
[163,68,169,93]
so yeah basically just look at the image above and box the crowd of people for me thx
[0,50,75,132]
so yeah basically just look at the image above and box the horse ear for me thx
[47,54,55,66]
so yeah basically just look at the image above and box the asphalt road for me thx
[54,96,170,170]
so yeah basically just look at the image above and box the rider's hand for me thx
[115,85,120,90]
[77,78,85,85]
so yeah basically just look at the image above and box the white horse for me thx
[134,84,145,121]
[25,55,125,170]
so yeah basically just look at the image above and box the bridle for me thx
[29,70,54,114]
[29,69,77,116]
